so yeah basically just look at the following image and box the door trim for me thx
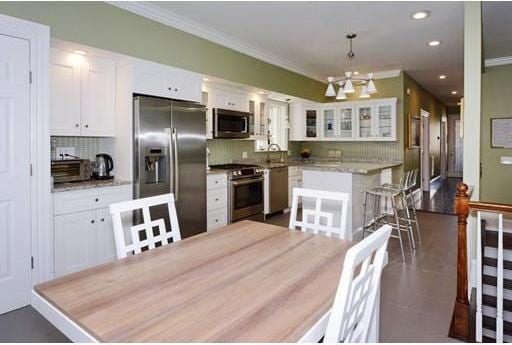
[0,15,51,287]
[420,109,430,192]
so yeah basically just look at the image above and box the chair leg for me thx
[391,196,406,262]
[401,192,415,252]
[407,191,422,243]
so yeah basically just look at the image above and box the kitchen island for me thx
[299,161,401,241]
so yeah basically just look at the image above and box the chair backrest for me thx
[289,187,350,239]
[109,193,181,259]
[408,169,419,190]
[399,170,412,190]
[324,224,392,343]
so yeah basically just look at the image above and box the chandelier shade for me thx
[324,33,378,100]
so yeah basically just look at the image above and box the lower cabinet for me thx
[53,185,131,277]
[288,166,303,207]
[207,173,228,231]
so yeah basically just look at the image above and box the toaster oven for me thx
[51,159,92,183]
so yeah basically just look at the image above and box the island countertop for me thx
[294,161,401,174]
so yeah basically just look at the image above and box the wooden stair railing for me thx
[449,182,473,342]
[449,182,512,342]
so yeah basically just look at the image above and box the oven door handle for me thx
[231,177,264,186]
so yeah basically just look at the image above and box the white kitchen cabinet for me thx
[54,210,97,277]
[339,103,356,140]
[50,49,116,137]
[50,49,81,136]
[53,185,131,277]
[356,103,374,140]
[132,59,202,103]
[289,103,320,141]
[81,56,116,137]
[288,166,303,207]
[322,107,337,139]
[374,99,397,141]
[212,88,249,112]
[207,173,228,231]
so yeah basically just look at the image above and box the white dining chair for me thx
[289,187,350,239]
[109,193,181,259]
[324,224,392,343]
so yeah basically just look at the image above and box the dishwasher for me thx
[264,166,289,215]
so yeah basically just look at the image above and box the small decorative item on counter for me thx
[300,148,311,159]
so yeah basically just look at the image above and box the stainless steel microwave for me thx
[213,108,253,139]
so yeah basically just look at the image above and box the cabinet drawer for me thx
[54,185,132,215]
[207,189,227,210]
[207,174,227,190]
[207,208,228,231]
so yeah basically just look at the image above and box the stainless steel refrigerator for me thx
[133,95,207,238]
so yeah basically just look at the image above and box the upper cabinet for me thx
[132,59,202,103]
[50,49,116,137]
[290,98,397,142]
[212,89,249,112]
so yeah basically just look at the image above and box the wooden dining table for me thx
[31,220,379,342]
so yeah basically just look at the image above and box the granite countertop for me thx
[52,179,132,193]
[296,161,402,174]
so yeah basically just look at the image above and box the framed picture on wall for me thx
[408,115,421,148]
[491,117,512,148]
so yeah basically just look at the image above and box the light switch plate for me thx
[242,151,248,159]
[501,156,512,165]
[56,147,76,160]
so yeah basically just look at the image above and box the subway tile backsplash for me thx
[51,136,114,161]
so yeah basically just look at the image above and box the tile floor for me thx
[0,210,460,343]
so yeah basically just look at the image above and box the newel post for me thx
[449,182,472,341]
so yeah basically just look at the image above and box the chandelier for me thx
[325,33,377,100]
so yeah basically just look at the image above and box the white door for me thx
[50,49,81,136]
[54,210,97,277]
[81,56,116,137]
[420,111,431,191]
[0,34,32,314]
[448,115,463,177]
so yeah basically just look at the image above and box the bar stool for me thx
[382,169,422,245]
[362,185,414,262]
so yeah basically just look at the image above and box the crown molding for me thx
[485,56,512,67]
[107,1,326,82]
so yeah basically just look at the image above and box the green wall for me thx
[481,64,512,203]
[0,1,326,102]
[403,72,446,178]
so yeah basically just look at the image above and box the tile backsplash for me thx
[51,136,114,161]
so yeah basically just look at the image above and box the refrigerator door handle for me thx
[172,127,179,201]
[166,127,174,196]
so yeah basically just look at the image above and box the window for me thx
[255,100,288,152]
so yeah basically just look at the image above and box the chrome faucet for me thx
[266,143,285,163]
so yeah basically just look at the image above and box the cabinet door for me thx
[50,49,81,136]
[339,105,355,140]
[166,68,202,103]
[304,108,319,139]
[132,62,168,98]
[54,210,97,277]
[203,91,213,139]
[96,208,117,265]
[289,103,304,140]
[322,108,337,139]
[356,104,374,140]
[374,100,396,141]
[213,89,249,112]
[81,56,116,137]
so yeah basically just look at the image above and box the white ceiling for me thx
[117,1,466,105]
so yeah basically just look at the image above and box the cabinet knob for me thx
[85,124,89,128]
[215,198,219,201]
[75,124,79,128]
[215,219,218,222]
[174,88,178,92]
[168,87,172,90]
[95,198,99,202]
[100,218,105,222]
[91,220,95,224]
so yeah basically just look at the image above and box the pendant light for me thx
[324,33,378,100]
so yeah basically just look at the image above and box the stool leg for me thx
[402,191,415,252]
[408,191,422,243]
[391,196,406,262]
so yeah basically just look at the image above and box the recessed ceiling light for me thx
[411,11,430,20]
[457,102,461,105]
[353,71,359,75]
[439,75,446,79]
[73,49,87,55]
[428,40,441,47]
[258,91,265,94]
[451,90,458,95]
[203,78,210,82]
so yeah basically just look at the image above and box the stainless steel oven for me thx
[230,175,264,222]
[213,108,253,138]
[209,163,264,222]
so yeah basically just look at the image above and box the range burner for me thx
[209,163,264,180]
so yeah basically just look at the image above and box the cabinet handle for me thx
[215,219,218,222]
[91,220,95,224]
[75,124,79,128]
[85,124,89,128]
[168,87,172,91]
[100,218,105,222]
[174,88,178,92]
[95,198,99,202]
[215,198,219,201]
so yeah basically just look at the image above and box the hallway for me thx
[416,178,462,215]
